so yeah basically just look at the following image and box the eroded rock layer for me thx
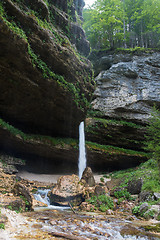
[0,0,95,138]
[91,50,160,123]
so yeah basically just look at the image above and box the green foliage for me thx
[86,141,150,157]
[145,106,160,175]
[132,205,141,215]
[87,194,114,212]
[7,205,13,211]
[114,189,132,200]
[83,0,160,49]
[0,223,5,230]
[100,177,104,183]
[0,116,78,148]
[111,158,160,192]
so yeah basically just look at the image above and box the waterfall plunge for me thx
[78,121,87,179]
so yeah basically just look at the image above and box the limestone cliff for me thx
[85,49,160,169]
[0,0,97,174]
[0,0,95,138]
[90,50,160,123]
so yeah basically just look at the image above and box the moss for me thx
[0,117,78,148]
[90,117,144,129]
[143,224,160,232]
[0,1,93,110]
[86,141,150,157]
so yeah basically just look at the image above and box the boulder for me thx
[154,193,160,201]
[50,175,85,206]
[139,191,154,202]
[127,178,143,194]
[139,202,149,214]
[7,199,25,212]
[94,185,108,196]
[81,167,96,187]
[13,182,33,210]
[143,205,160,220]
[0,168,16,193]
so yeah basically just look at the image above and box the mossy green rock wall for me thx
[0,0,95,138]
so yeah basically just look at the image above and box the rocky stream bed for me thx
[1,206,160,240]
[0,166,160,240]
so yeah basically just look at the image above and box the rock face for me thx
[0,0,95,139]
[86,117,146,151]
[50,174,84,205]
[81,167,96,187]
[91,51,160,123]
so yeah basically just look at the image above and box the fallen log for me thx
[68,201,76,214]
[50,231,88,240]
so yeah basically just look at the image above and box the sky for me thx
[84,0,96,7]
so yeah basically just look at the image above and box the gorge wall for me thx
[85,49,160,171]
[0,0,95,138]
[1,1,159,174]
[0,0,96,174]
[90,50,160,123]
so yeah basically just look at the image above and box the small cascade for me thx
[78,121,87,179]
[33,189,70,211]
[34,189,51,206]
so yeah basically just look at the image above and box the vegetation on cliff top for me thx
[83,0,160,50]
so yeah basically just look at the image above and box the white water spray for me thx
[33,189,70,210]
[78,121,87,179]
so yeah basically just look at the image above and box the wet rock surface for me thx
[0,0,94,140]
[0,167,160,239]
[1,208,160,240]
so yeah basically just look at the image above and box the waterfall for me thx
[78,121,87,179]
[34,189,51,206]
[33,189,70,210]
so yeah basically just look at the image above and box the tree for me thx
[145,106,160,176]
[83,0,160,50]
[83,0,124,49]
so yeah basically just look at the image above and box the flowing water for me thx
[78,121,87,179]
[30,122,160,240]
[32,189,159,240]
[33,189,70,211]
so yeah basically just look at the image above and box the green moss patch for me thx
[86,141,150,157]
[0,117,78,148]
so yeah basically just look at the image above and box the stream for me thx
[30,189,160,240]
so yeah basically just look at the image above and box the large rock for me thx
[81,167,96,187]
[92,51,160,123]
[127,178,143,194]
[13,182,33,210]
[50,175,85,206]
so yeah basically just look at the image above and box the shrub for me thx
[0,223,5,230]
[87,194,114,212]
[145,106,160,177]
[114,189,132,200]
